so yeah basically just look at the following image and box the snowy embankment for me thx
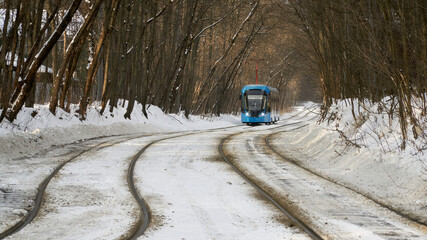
[0,101,240,160]
[275,101,427,225]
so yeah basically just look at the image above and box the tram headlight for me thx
[260,112,265,116]
[245,112,250,116]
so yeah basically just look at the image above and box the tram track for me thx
[126,132,196,239]
[218,112,323,240]
[3,107,422,239]
[220,113,425,239]
[125,112,311,238]
[219,133,323,239]
[0,124,248,240]
[265,129,427,228]
[127,123,315,239]
[0,109,313,239]
[0,133,153,240]
[0,131,198,239]
[126,124,257,239]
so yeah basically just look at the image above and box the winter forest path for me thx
[1,109,425,239]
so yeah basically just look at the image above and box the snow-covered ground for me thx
[135,129,308,239]
[0,101,239,160]
[277,102,426,226]
[0,103,308,239]
[0,101,426,239]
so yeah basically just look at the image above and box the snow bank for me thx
[276,100,427,224]
[324,98,427,153]
[0,101,240,160]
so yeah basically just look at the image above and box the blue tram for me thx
[239,85,280,125]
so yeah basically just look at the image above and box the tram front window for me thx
[247,95,264,111]
[245,90,266,112]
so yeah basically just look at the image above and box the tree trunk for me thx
[6,0,82,122]
[79,0,121,119]
[50,0,103,115]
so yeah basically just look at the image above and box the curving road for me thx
[1,111,425,239]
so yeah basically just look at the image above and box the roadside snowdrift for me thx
[0,101,240,160]
[274,101,427,225]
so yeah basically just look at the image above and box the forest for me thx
[290,0,426,148]
[0,0,426,147]
[0,0,307,122]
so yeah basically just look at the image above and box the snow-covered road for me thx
[224,123,426,239]
[135,127,308,239]
[0,104,426,239]
[1,126,310,239]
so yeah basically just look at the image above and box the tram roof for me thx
[241,85,278,94]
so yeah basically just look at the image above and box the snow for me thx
[136,131,307,239]
[273,101,427,225]
[0,101,241,161]
[0,100,426,239]
[4,52,53,73]
[0,9,17,32]
[0,9,84,37]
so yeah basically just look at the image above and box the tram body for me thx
[239,85,280,124]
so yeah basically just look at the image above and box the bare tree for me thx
[1,0,296,123]
[49,0,103,115]
[79,0,121,119]
[3,0,82,122]
[289,0,427,148]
